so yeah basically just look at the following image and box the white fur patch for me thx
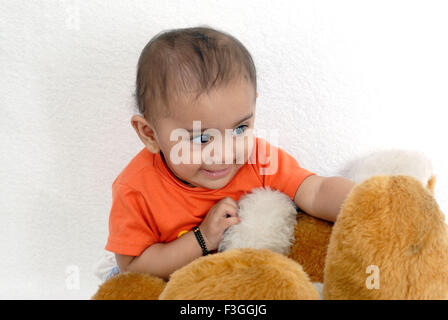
[218,187,297,254]
[346,149,433,186]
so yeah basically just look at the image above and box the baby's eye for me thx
[191,125,248,144]
[232,124,248,136]
[191,133,211,145]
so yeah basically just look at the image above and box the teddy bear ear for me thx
[427,175,437,193]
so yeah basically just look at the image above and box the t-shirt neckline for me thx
[160,150,197,188]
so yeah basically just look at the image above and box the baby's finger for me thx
[224,216,241,228]
[221,204,238,218]
[222,197,238,209]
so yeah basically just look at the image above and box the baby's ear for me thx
[130,115,160,153]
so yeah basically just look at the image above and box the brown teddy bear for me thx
[92,172,447,300]
[324,174,448,299]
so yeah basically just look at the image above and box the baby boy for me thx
[105,26,356,281]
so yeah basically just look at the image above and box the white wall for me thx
[1,0,447,299]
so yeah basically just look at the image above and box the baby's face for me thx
[155,78,256,190]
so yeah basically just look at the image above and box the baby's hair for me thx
[135,25,257,126]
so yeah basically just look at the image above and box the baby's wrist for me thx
[193,226,213,255]
[198,226,214,249]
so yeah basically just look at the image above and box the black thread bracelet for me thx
[192,226,211,256]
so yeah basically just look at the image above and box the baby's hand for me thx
[199,197,241,251]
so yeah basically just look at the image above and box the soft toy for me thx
[92,187,330,300]
[323,174,448,299]
[92,151,447,300]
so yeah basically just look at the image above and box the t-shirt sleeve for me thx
[105,182,159,256]
[253,138,316,200]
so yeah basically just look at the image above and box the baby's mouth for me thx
[200,166,233,178]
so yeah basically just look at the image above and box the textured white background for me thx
[1,0,447,299]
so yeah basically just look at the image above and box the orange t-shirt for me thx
[105,136,316,256]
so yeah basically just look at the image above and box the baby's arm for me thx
[116,230,204,281]
[116,196,241,281]
[294,175,356,222]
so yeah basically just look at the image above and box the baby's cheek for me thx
[235,134,255,164]
[181,163,203,178]
[190,146,204,165]
[168,141,203,165]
